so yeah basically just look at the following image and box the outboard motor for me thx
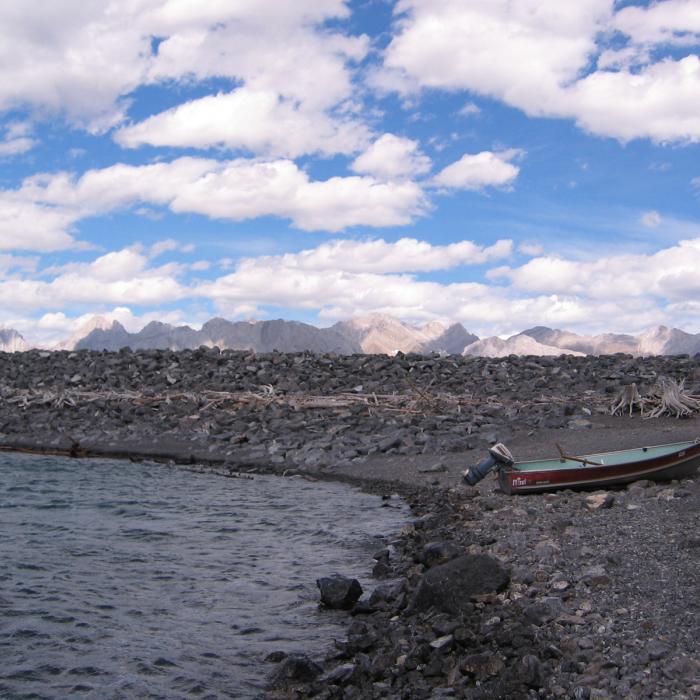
[463,443,514,486]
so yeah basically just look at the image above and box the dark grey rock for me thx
[269,654,322,686]
[411,555,510,614]
[523,596,565,625]
[316,575,363,610]
[420,541,459,568]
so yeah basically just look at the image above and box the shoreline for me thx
[3,419,699,699]
[1,349,699,697]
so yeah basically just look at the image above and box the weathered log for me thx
[610,383,645,416]
[643,377,700,419]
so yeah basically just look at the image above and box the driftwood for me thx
[611,377,700,419]
[1,384,608,419]
[610,383,645,416]
[644,377,700,418]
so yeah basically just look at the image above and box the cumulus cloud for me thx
[0,196,80,252]
[612,0,700,47]
[4,234,700,341]
[0,121,37,156]
[351,133,432,180]
[115,88,370,158]
[234,237,513,276]
[381,0,700,143]
[196,248,669,336]
[1,155,429,246]
[0,1,366,130]
[0,248,186,310]
[432,150,522,190]
[490,238,700,301]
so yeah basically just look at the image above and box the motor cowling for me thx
[463,443,514,486]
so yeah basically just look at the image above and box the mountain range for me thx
[1,315,699,357]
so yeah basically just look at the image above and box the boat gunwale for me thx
[510,438,700,472]
[500,438,700,494]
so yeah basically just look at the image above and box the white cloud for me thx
[2,156,428,249]
[384,0,611,108]
[0,248,186,310]
[459,102,481,117]
[491,238,700,301]
[351,133,431,180]
[0,196,80,252]
[0,1,366,130]
[0,253,38,277]
[235,237,513,276]
[432,150,522,190]
[381,0,700,143]
[518,242,543,256]
[566,55,700,143]
[167,159,428,231]
[612,0,700,47]
[147,2,367,111]
[196,246,670,336]
[641,210,662,228]
[4,235,700,341]
[115,88,370,158]
[149,238,196,257]
[0,122,37,156]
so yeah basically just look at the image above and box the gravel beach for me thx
[1,348,699,698]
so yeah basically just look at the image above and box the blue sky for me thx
[1,0,699,346]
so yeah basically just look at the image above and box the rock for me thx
[320,663,356,685]
[585,493,615,510]
[460,652,505,680]
[519,654,544,688]
[430,634,454,651]
[568,418,593,430]
[420,541,459,568]
[418,462,446,473]
[644,640,670,661]
[581,564,610,587]
[316,575,363,610]
[523,596,565,625]
[368,579,404,607]
[410,554,510,614]
[346,620,376,651]
[269,654,322,686]
[627,479,654,492]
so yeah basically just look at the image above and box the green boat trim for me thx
[511,439,700,473]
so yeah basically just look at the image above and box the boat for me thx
[497,439,700,495]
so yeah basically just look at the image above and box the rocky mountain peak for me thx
[0,328,30,353]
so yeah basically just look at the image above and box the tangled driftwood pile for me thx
[611,377,700,418]
[2,384,607,419]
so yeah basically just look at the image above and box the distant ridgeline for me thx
[2,315,700,357]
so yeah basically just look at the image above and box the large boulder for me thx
[316,574,363,610]
[411,554,510,614]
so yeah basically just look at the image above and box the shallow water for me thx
[0,453,407,699]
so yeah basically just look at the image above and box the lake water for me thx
[0,453,407,699]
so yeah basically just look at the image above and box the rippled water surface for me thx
[0,454,407,699]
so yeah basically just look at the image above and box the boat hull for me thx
[499,440,700,495]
